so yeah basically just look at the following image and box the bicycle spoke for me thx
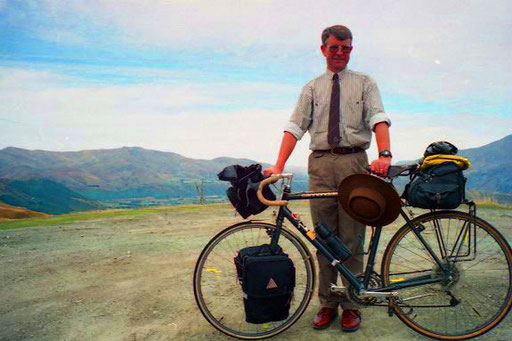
[396,242,437,265]
[464,250,504,271]
[210,249,236,265]
[447,218,452,256]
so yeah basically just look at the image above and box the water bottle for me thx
[315,223,352,262]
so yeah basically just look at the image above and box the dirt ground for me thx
[1,203,512,341]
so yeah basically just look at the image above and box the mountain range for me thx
[458,134,512,192]
[0,134,510,214]
[0,146,308,213]
[0,147,252,190]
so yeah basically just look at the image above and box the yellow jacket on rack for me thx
[417,154,471,172]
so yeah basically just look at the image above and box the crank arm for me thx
[359,290,400,299]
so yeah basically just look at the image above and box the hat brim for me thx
[338,174,401,226]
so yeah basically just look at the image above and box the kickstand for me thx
[387,296,396,317]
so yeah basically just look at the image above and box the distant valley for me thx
[0,134,511,214]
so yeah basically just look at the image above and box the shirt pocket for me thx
[311,101,329,133]
[345,99,364,130]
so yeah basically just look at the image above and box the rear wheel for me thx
[193,221,315,339]
[381,211,512,340]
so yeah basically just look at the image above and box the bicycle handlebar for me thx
[258,162,418,207]
[257,175,289,206]
[366,162,419,178]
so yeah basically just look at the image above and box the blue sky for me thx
[1,0,511,167]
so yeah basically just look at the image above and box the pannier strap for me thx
[418,154,470,172]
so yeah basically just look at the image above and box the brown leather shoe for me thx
[313,307,338,329]
[341,309,361,332]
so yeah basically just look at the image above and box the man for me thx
[263,25,392,332]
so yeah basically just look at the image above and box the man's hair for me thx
[321,25,353,45]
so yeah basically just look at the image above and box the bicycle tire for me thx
[381,210,512,340]
[193,221,316,339]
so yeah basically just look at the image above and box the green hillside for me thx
[0,178,102,214]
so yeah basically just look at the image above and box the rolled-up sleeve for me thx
[284,83,313,140]
[363,76,391,131]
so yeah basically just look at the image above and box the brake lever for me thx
[365,165,390,178]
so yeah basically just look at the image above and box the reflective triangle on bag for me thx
[266,278,278,290]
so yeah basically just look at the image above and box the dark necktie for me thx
[328,73,341,147]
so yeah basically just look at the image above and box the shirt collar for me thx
[325,68,348,79]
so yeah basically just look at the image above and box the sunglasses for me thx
[328,45,353,54]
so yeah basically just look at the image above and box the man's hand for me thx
[263,165,283,178]
[370,157,392,176]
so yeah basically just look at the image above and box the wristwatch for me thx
[379,149,392,158]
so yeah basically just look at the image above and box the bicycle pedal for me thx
[329,284,347,295]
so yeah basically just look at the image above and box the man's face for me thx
[321,36,353,73]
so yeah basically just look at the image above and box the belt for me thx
[315,146,364,155]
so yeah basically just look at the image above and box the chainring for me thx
[347,272,383,307]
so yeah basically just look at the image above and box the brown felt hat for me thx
[338,174,401,226]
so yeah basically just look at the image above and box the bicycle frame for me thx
[268,187,452,294]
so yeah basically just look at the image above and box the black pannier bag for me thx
[218,164,276,218]
[234,244,296,324]
[404,162,466,209]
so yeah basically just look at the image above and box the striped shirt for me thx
[284,68,390,151]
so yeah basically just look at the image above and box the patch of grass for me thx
[468,191,512,210]
[0,203,231,231]
[474,200,512,211]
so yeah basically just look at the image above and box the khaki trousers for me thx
[308,150,369,309]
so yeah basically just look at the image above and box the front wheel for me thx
[193,221,316,339]
[381,211,512,340]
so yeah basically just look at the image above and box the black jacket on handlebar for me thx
[218,164,276,219]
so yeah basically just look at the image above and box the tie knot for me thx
[332,73,339,81]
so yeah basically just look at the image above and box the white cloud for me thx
[40,29,86,45]
[0,66,298,115]
[0,67,70,88]
[5,0,506,106]
[0,67,295,163]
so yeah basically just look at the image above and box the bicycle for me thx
[193,163,512,340]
